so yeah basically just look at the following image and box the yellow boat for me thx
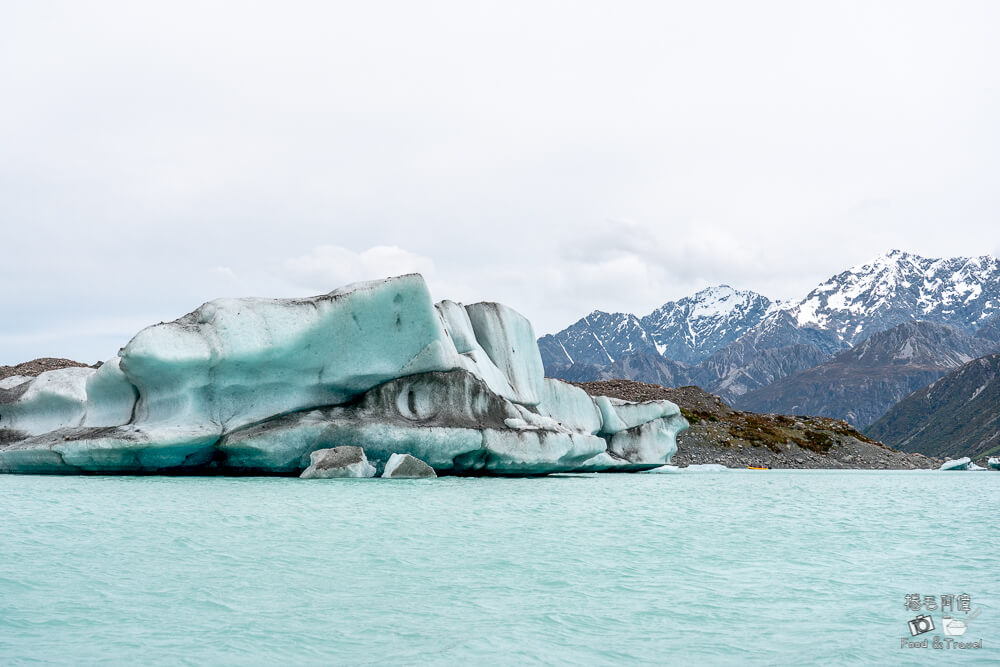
[747,466,770,470]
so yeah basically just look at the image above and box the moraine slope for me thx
[866,353,1000,460]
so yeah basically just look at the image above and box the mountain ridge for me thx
[735,321,1000,427]
[539,250,1000,405]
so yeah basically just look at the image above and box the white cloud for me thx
[281,245,437,293]
[2,1,999,361]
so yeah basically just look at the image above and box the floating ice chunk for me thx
[938,457,987,471]
[939,457,972,470]
[382,453,436,478]
[0,274,692,477]
[300,446,376,479]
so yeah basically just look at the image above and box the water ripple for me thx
[0,471,997,665]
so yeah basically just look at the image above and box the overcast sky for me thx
[2,1,999,364]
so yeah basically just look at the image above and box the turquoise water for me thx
[1,470,997,665]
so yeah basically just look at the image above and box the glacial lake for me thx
[1,470,997,665]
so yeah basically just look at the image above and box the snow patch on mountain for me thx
[639,285,776,364]
[782,250,1000,344]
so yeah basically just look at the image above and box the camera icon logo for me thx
[908,615,935,636]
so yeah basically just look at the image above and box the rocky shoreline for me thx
[570,379,941,470]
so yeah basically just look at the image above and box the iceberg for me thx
[0,274,687,476]
[300,446,376,479]
[939,457,974,471]
[382,453,436,478]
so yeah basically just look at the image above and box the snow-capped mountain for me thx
[781,249,1000,345]
[539,250,1000,406]
[538,285,775,370]
[536,311,659,368]
[639,286,777,364]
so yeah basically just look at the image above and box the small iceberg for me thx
[299,446,376,479]
[988,457,1000,471]
[382,453,436,479]
[938,457,986,471]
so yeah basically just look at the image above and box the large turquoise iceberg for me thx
[0,275,686,475]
